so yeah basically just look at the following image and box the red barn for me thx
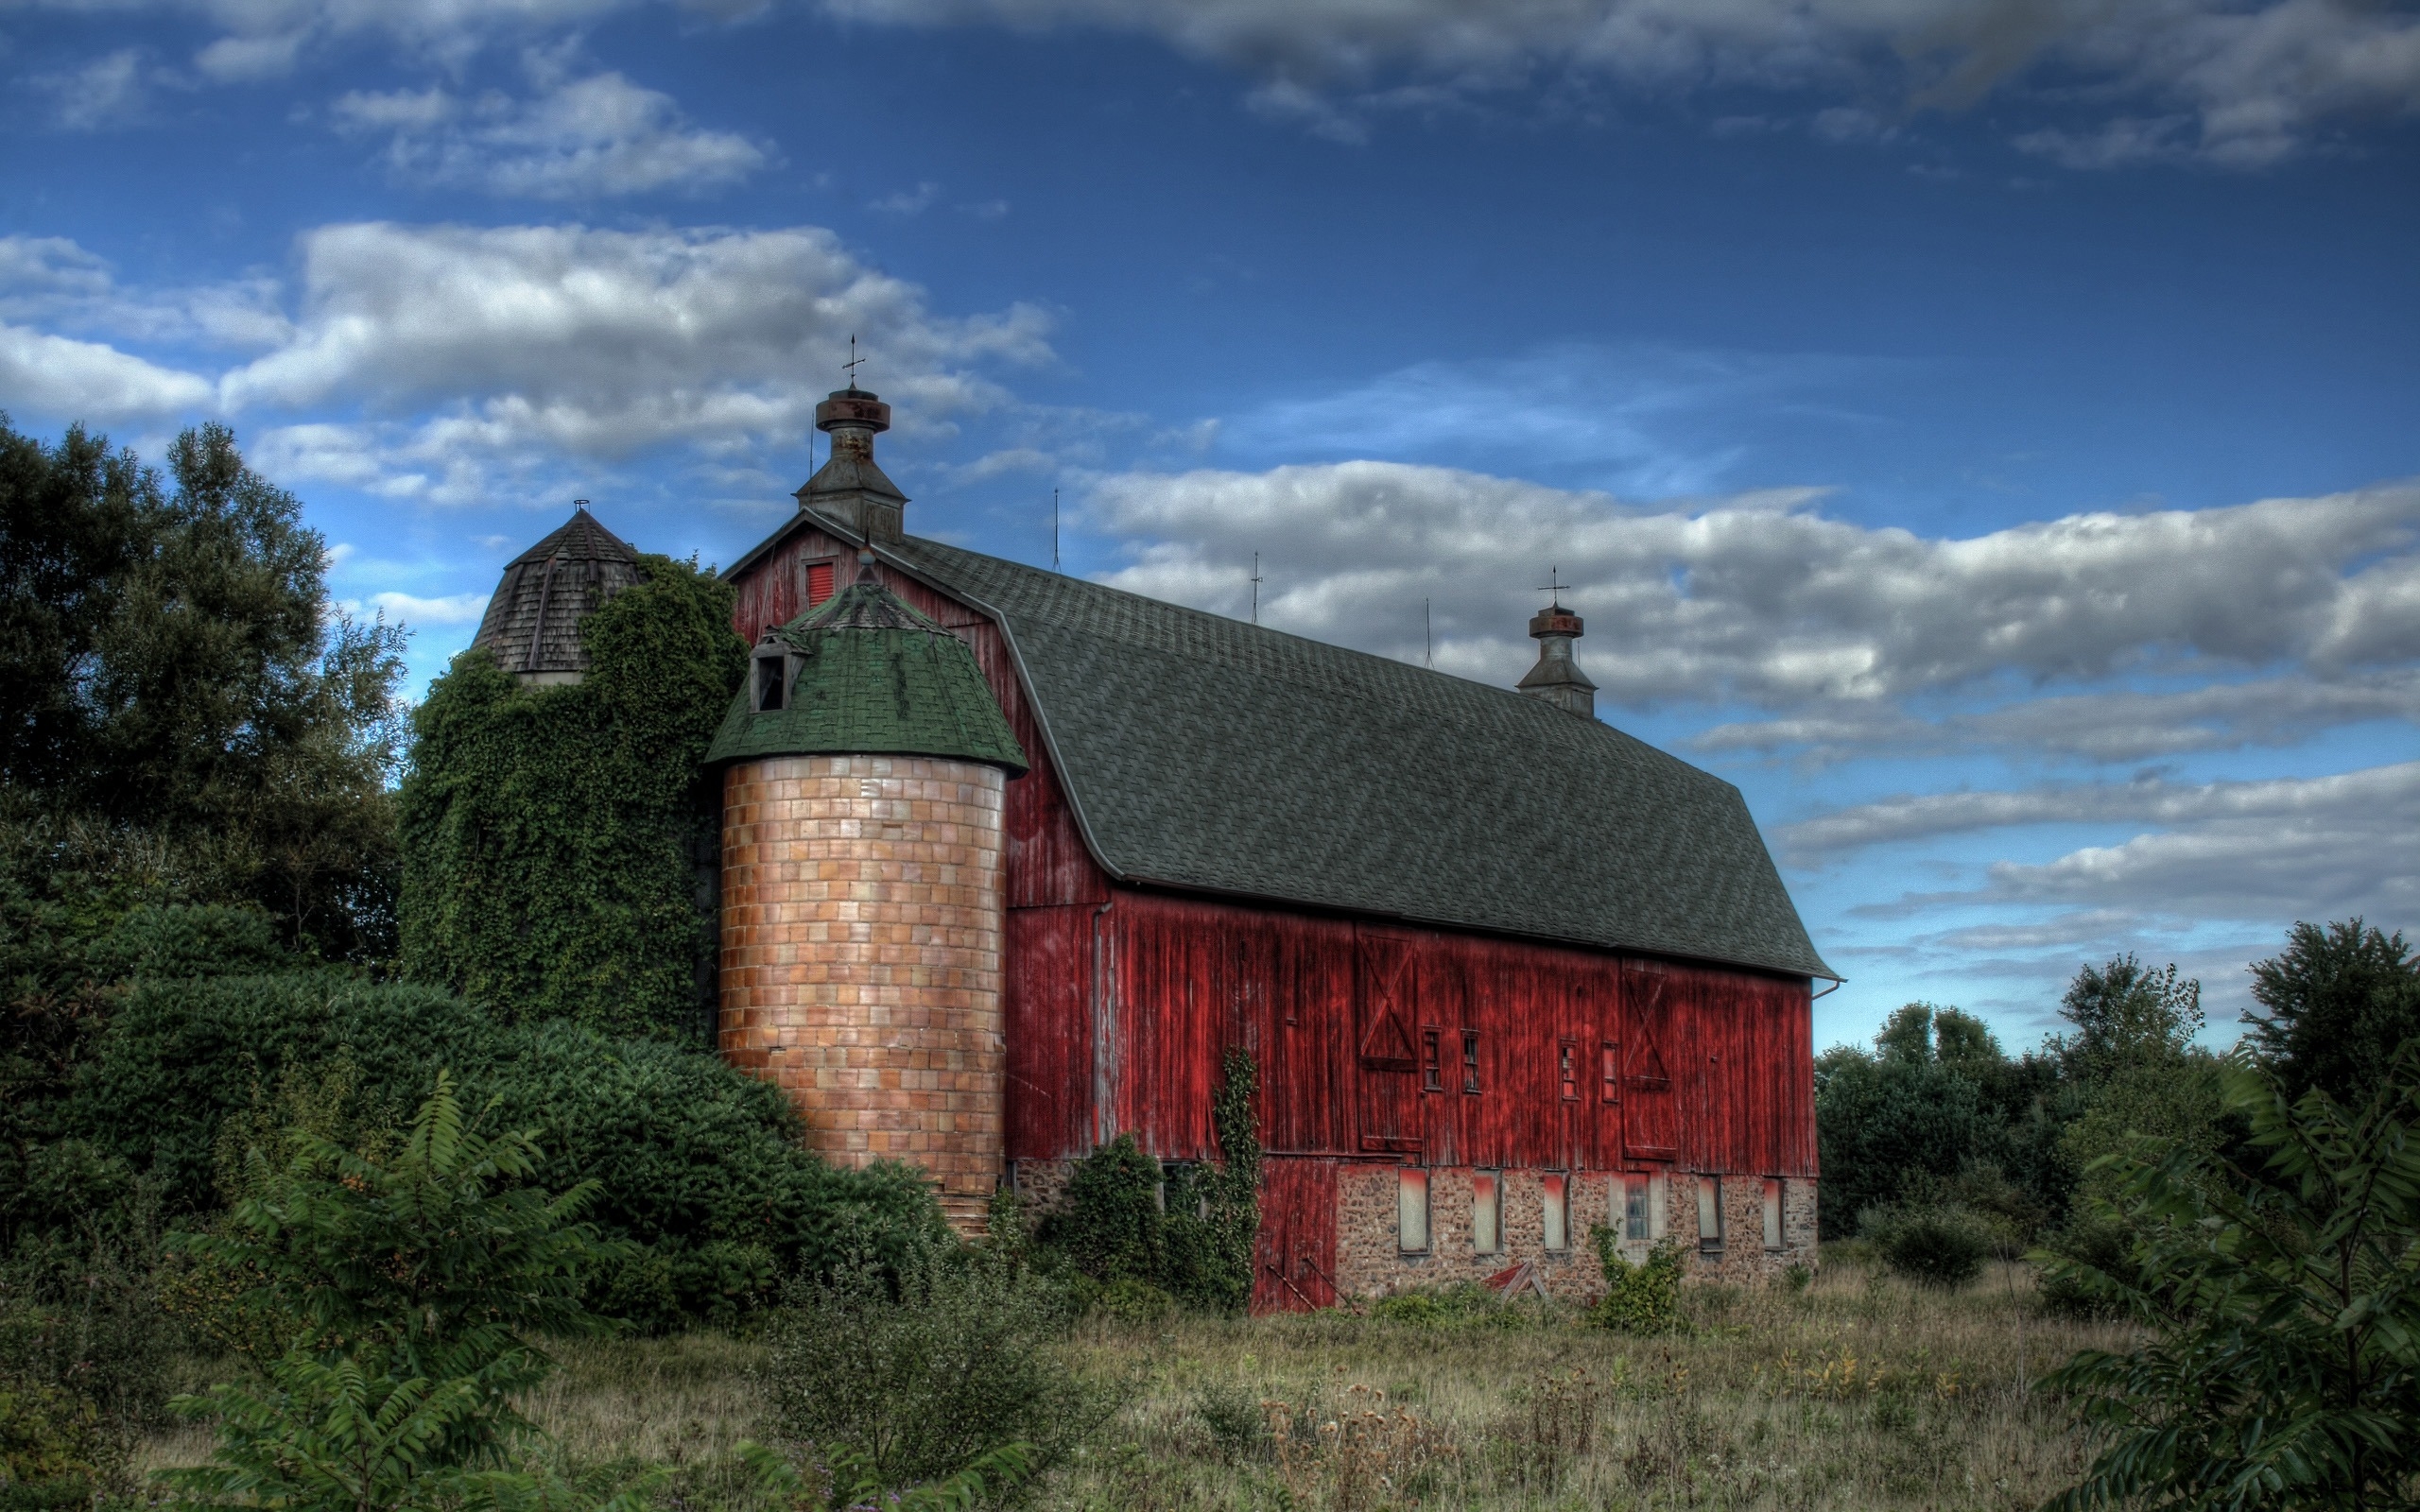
[716,386,1835,1307]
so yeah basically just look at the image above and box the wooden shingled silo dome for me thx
[706,558,1028,1235]
[470,506,645,686]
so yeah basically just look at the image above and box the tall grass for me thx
[140,1252,2132,1510]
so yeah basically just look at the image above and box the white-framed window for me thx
[1763,1178,1785,1250]
[1697,1175,1724,1252]
[1397,1168,1429,1253]
[1623,1174,1653,1242]
[1541,1172,1569,1252]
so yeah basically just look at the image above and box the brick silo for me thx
[705,534,1028,1236]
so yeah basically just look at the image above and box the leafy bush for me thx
[1861,1204,1990,1289]
[74,971,944,1330]
[1589,1230,1686,1334]
[160,1077,647,1512]
[2044,1055,2420,1511]
[762,1245,1114,1496]
[1040,1050,1261,1313]
[1368,1282,1531,1330]
[2033,1211,2135,1319]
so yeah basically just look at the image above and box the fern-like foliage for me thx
[2041,1052,2420,1511]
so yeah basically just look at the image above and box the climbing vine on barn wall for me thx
[398,554,745,1041]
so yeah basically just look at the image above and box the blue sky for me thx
[4,0,2416,1053]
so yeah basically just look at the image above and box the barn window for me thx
[1600,1041,1620,1104]
[1421,1028,1441,1091]
[1397,1168,1429,1253]
[1471,1170,1501,1254]
[1541,1173,1568,1252]
[752,644,790,712]
[1697,1176,1724,1252]
[1558,1040,1579,1100]
[803,558,837,608]
[1763,1178,1785,1251]
[1462,1030,1481,1094]
[1623,1175,1652,1242]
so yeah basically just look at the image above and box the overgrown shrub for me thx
[160,1077,649,1512]
[1041,1049,1261,1313]
[72,971,943,1331]
[1368,1282,1530,1330]
[2044,1054,2420,1510]
[762,1245,1115,1497]
[1589,1231,1686,1334]
[1862,1204,1990,1290]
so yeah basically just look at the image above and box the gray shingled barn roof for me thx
[729,511,1834,982]
[471,509,644,679]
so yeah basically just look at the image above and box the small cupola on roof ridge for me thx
[1516,575,1597,718]
[794,377,908,541]
[469,500,645,687]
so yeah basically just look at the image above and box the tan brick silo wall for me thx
[719,754,1007,1234]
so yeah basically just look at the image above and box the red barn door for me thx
[1253,1159,1339,1312]
[1354,928,1422,1157]
[1622,963,1679,1162]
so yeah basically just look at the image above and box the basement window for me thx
[1541,1173,1569,1252]
[1462,1031,1481,1094]
[1763,1178,1785,1251]
[1421,1028,1442,1092]
[1471,1170,1501,1255]
[1397,1168,1429,1254]
[1559,1040,1579,1101]
[1623,1175,1653,1243]
[1698,1176,1724,1253]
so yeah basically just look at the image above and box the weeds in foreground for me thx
[143,1252,2128,1511]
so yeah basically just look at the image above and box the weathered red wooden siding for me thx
[1095,889,1815,1178]
[726,527,1816,1186]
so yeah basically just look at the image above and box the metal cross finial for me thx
[1537,565,1570,607]
[842,335,865,388]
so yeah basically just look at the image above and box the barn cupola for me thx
[468,503,645,687]
[1516,592,1597,718]
[794,386,908,542]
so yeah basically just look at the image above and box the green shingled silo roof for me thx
[704,574,1028,773]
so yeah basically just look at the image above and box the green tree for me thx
[2247,919,2420,1107]
[0,416,406,960]
[2043,1056,2420,1511]
[1813,1006,2011,1239]
[398,555,743,1040]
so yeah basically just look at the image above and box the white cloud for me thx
[1780,761,2420,864]
[1972,764,2420,924]
[1,222,1047,501]
[364,589,492,624]
[217,221,1047,461]
[1080,460,2420,705]
[1694,669,2420,764]
[823,0,2420,164]
[332,64,769,199]
[869,181,942,215]
[40,48,149,130]
[0,322,214,420]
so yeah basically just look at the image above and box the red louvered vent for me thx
[805,560,836,608]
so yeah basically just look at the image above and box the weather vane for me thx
[842,335,865,388]
[1537,565,1570,607]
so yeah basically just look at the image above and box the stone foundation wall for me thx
[719,754,1007,1234]
[1333,1165,1819,1302]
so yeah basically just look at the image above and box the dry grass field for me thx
[140,1252,2131,1511]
